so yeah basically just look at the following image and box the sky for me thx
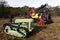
[5,0,60,8]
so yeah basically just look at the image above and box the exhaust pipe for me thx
[9,16,13,23]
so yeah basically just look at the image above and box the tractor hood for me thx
[15,19,33,23]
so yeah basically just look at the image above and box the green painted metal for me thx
[15,19,33,23]
[3,18,34,37]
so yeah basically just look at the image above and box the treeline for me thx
[0,1,29,18]
[48,6,60,16]
[0,1,30,18]
[0,6,29,18]
[0,1,60,18]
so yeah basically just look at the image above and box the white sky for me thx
[5,0,60,8]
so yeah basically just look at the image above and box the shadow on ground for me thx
[26,26,47,38]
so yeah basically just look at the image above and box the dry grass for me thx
[0,16,60,40]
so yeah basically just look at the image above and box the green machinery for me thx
[3,19,34,37]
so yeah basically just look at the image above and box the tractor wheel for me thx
[4,25,11,33]
[17,27,29,37]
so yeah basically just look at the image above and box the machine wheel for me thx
[17,27,29,37]
[4,25,11,33]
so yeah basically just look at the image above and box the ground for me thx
[0,16,60,40]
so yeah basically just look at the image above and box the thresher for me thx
[3,18,34,37]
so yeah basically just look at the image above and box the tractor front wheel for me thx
[17,27,29,37]
[4,25,11,33]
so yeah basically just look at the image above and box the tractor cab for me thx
[3,18,34,37]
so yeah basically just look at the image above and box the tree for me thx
[54,6,60,16]
[0,0,11,18]
[19,6,29,16]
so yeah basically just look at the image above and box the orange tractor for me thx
[29,4,53,25]
[29,8,44,25]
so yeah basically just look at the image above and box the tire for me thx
[4,25,11,33]
[17,27,29,37]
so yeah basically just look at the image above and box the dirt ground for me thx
[0,16,60,40]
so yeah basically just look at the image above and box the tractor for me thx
[3,17,34,38]
[29,4,53,24]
